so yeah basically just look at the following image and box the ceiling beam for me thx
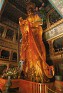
[8,1,27,17]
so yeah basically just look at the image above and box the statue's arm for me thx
[32,14,43,28]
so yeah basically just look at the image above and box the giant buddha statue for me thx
[19,2,54,82]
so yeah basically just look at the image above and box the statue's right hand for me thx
[19,17,23,22]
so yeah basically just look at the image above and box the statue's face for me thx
[27,9,32,16]
[27,8,34,16]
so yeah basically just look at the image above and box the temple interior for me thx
[0,0,63,93]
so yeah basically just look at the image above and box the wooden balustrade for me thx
[19,79,47,93]
[0,78,61,93]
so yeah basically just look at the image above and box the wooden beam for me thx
[8,1,27,17]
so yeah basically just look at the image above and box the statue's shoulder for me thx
[34,14,41,20]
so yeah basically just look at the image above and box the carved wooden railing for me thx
[19,79,60,93]
[19,79,45,93]
[0,78,63,93]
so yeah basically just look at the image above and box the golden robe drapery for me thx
[19,13,54,82]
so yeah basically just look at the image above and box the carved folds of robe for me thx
[19,14,54,82]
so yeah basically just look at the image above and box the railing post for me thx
[44,84,48,93]
[42,84,45,93]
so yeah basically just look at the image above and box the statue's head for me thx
[26,2,35,16]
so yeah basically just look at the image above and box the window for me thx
[6,29,14,40]
[53,37,63,52]
[12,52,17,61]
[1,50,9,59]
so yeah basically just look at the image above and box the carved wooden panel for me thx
[45,20,63,40]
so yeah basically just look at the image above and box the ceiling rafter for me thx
[8,0,27,13]
[8,1,27,16]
